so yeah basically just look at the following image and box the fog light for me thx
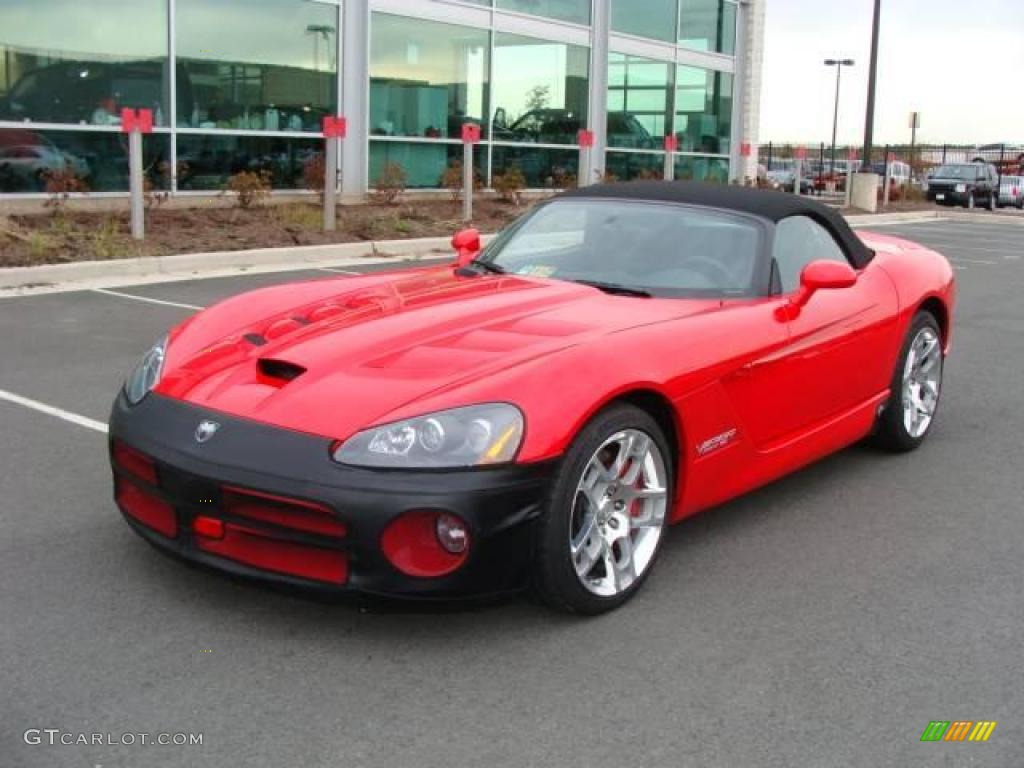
[436,513,469,554]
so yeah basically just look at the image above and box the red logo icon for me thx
[121,108,153,134]
[322,116,347,138]
[461,123,482,144]
[663,135,678,153]
[577,129,595,148]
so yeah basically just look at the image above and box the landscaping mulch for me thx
[0,198,527,268]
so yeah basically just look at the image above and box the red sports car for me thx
[109,182,955,614]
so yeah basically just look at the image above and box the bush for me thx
[224,170,272,209]
[493,166,526,204]
[41,168,89,211]
[303,152,327,200]
[593,169,618,184]
[373,162,407,205]
[440,160,482,203]
[552,169,577,189]
[635,167,662,181]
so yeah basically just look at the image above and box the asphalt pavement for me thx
[1,216,1023,767]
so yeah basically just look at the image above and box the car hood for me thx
[155,267,719,439]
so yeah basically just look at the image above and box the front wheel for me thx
[534,404,673,614]
[874,312,944,452]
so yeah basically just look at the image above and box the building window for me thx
[369,14,489,140]
[0,0,168,126]
[675,154,729,183]
[674,66,731,156]
[605,151,665,181]
[369,141,466,189]
[176,0,338,132]
[492,33,589,146]
[679,0,736,55]
[495,0,591,26]
[491,144,579,188]
[176,133,321,190]
[0,127,170,192]
[607,53,670,149]
[610,0,677,43]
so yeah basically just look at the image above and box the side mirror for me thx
[451,228,481,268]
[790,260,857,310]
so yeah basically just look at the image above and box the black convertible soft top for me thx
[561,180,874,268]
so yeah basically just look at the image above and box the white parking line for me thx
[317,267,361,275]
[91,288,204,311]
[0,389,108,434]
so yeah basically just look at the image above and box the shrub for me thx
[635,167,662,181]
[303,152,327,200]
[593,169,618,184]
[493,166,526,205]
[440,160,482,203]
[373,162,407,205]
[42,168,89,211]
[552,169,577,189]
[224,170,272,209]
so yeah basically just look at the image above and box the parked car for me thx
[997,175,1024,209]
[926,163,1000,209]
[0,143,90,186]
[108,182,955,614]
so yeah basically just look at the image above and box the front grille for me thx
[112,440,349,585]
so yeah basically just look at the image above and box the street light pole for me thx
[862,0,882,163]
[825,59,855,177]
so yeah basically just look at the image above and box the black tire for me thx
[874,311,944,452]
[534,403,673,615]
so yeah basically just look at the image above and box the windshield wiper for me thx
[570,279,653,298]
[469,259,506,275]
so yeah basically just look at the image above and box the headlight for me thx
[955,183,967,193]
[333,403,524,468]
[124,336,167,405]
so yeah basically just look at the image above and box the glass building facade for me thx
[0,0,745,197]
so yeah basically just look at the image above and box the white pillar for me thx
[128,131,145,240]
[733,0,765,183]
[585,0,610,185]
[341,0,369,201]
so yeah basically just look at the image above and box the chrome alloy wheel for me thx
[569,429,668,597]
[902,326,942,438]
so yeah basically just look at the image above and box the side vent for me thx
[257,358,307,386]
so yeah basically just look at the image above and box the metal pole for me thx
[998,143,1005,197]
[663,149,674,181]
[831,64,841,175]
[882,145,891,208]
[862,0,882,162]
[129,130,144,240]
[462,141,473,223]
[794,157,802,196]
[767,141,773,171]
[323,136,338,231]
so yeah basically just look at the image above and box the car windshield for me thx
[478,199,762,298]
[932,164,978,179]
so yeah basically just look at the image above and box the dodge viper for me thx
[109,181,955,614]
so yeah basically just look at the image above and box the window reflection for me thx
[0,128,169,192]
[675,154,730,183]
[491,145,578,188]
[679,0,736,55]
[369,141,466,189]
[492,33,588,146]
[176,134,320,189]
[675,66,732,155]
[370,14,488,139]
[607,54,669,149]
[176,0,337,132]
[611,0,677,43]
[495,0,590,26]
[0,0,168,125]
[605,151,665,181]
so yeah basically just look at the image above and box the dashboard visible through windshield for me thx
[479,199,763,298]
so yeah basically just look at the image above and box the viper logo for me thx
[194,420,220,444]
[696,428,738,456]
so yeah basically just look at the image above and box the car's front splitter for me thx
[109,392,557,600]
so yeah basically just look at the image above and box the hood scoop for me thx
[257,358,307,387]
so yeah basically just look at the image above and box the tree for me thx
[524,85,550,113]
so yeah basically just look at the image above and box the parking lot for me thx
[1,215,1022,767]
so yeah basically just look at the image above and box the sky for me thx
[760,0,1024,146]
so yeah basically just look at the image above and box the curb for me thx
[0,236,494,296]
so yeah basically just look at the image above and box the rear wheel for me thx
[534,404,672,614]
[874,312,944,452]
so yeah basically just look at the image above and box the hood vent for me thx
[257,358,307,385]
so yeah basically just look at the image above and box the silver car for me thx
[998,175,1024,209]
